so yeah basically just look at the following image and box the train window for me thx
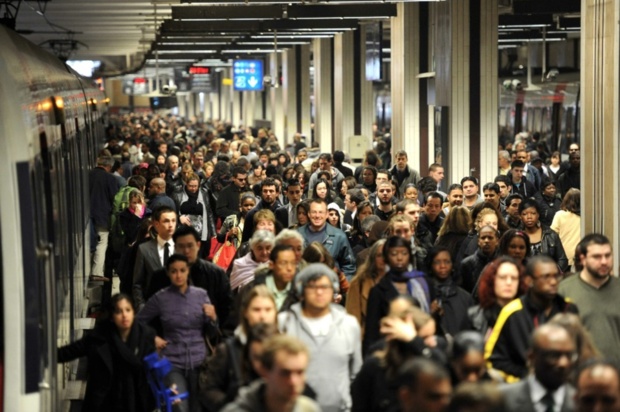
[16,162,46,393]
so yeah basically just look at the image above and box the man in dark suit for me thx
[132,206,176,310]
[147,226,232,326]
[500,323,577,412]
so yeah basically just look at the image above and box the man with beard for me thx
[559,234,620,361]
[374,182,395,221]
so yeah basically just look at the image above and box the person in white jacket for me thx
[278,263,362,412]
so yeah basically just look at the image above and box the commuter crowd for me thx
[62,114,620,412]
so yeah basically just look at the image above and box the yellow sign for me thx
[222,78,233,86]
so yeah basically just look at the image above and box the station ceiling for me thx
[7,0,580,74]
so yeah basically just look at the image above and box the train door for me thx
[16,153,57,412]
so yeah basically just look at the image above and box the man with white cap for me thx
[279,263,362,412]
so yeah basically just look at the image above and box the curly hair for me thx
[477,257,527,309]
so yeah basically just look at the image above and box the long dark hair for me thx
[312,178,334,203]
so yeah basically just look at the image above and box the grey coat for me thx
[279,303,362,412]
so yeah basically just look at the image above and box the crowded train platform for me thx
[63,112,619,412]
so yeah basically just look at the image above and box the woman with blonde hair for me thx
[199,285,279,410]
[346,239,387,335]
[549,312,600,365]
[551,188,581,268]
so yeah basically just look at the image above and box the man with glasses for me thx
[279,263,362,412]
[216,166,248,221]
[486,256,578,382]
[500,323,577,412]
[560,234,620,362]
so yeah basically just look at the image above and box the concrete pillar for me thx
[269,52,285,147]
[232,88,241,128]
[177,93,188,119]
[299,44,312,142]
[358,25,375,145]
[221,68,231,122]
[391,3,421,171]
[477,0,499,184]
[210,92,220,121]
[334,31,355,151]
[187,93,196,119]
[432,0,497,184]
[283,47,298,145]
[581,0,620,261]
[313,38,333,152]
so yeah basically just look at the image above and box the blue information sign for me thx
[233,60,264,91]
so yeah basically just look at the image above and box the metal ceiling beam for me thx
[512,0,580,15]
[180,0,444,3]
[498,30,567,40]
[172,4,396,20]
[153,41,309,51]
[558,16,580,29]
[498,14,553,26]
[160,19,359,33]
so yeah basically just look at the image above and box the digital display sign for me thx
[233,60,264,91]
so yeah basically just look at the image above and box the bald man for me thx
[575,361,620,412]
[500,324,577,412]
[148,177,177,212]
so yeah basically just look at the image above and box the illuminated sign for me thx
[233,60,264,91]
[188,66,210,75]
[189,66,213,92]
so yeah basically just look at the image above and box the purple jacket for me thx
[138,285,215,370]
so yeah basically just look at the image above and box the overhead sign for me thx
[233,60,264,91]
[188,65,214,93]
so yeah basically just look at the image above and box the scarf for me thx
[389,270,431,313]
[108,322,148,412]
[230,252,259,291]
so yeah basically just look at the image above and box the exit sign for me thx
[233,60,264,91]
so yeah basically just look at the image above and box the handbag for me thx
[212,233,237,270]
[207,234,224,261]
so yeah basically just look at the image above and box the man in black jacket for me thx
[147,226,232,325]
[215,166,248,221]
[485,255,578,382]
[90,155,121,279]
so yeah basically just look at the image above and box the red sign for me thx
[133,77,147,84]
[189,66,210,75]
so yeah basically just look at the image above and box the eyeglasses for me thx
[538,349,578,363]
[305,284,332,292]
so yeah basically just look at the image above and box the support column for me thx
[434,0,470,182]
[232,89,241,128]
[581,0,620,260]
[358,25,374,145]
[334,31,355,151]
[299,44,312,141]
[313,38,333,152]
[283,47,298,145]
[477,0,499,184]
[221,68,231,122]
[391,3,421,171]
[187,93,197,119]
[177,93,189,119]
[269,52,285,147]
[432,0,497,185]
[210,92,220,121]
